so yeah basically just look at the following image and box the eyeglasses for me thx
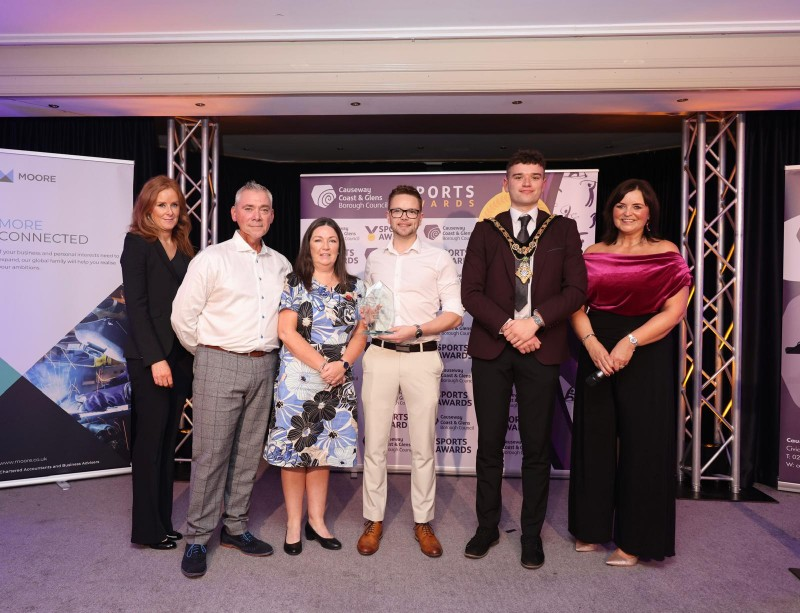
[389,208,420,219]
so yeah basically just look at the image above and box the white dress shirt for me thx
[509,206,536,319]
[364,237,464,342]
[171,231,291,354]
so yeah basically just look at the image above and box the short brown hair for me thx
[506,149,547,173]
[387,185,422,208]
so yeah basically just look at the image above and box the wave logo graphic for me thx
[423,225,441,240]
[311,185,337,208]
[0,169,13,183]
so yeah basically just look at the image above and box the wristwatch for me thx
[627,333,638,348]
[414,324,423,339]
[340,360,351,370]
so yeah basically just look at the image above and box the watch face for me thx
[628,334,638,345]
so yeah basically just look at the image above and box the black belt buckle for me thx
[394,343,412,353]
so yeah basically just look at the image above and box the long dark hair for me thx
[601,178,661,245]
[129,175,194,257]
[294,217,356,291]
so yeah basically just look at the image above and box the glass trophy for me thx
[360,281,394,336]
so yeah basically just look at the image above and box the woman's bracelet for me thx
[318,358,327,372]
[580,332,597,344]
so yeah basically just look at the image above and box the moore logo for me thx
[423,225,441,240]
[8,170,56,183]
[0,169,13,183]
[311,184,337,208]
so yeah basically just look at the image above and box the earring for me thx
[646,220,651,232]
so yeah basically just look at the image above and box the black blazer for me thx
[121,232,191,365]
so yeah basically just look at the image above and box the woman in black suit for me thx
[121,176,194,550]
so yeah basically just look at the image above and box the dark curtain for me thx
[742,111,800,487]
[0,118,161,199]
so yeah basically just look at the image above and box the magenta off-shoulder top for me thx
[585,252,692,316]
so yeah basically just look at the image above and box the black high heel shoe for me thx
[284,539,303,555]
[305,521,342,550]
[284,528,302,555]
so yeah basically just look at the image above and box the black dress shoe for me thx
[520,534,545,569]
[181,544,207,578]
[166,530,183,541]
[220,530,274,556]
[148,538,177,550]
[305,521,342,550]
[464,526,500,559]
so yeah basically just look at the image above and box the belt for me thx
[201,344,272,358]
[371,339,438,353]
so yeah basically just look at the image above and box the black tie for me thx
[515,215,531,312]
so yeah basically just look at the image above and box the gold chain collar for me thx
[487,213,558,260]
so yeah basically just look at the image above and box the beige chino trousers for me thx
[360,344,444,524]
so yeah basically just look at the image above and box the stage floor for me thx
[1,466,798,612]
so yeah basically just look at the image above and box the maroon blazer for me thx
[462,209,587,364]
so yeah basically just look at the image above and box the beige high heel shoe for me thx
[606,547,639,567]
[575,539,600,552]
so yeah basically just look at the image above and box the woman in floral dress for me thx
[265,217,367,554]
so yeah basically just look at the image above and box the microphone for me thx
[585,369,609,387]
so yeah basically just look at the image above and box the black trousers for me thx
[127,346,192,544]
[568,310,677,560]
[472,346,559,536]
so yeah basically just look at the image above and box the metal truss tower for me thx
[167,117,220,466]
[679,112,745,493]
[167,117,220,248]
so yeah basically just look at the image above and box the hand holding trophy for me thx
[360,282,395,336]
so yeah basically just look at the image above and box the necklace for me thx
[487,214,557,284]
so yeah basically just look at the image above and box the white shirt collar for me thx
[385,236,421,256]
[509,207,537,227]
[233,229,266,254]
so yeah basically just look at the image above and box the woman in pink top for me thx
[569,179,692,566]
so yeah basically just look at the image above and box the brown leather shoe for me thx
[414,522,443,558]
[357,520,382,556]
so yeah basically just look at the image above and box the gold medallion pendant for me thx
[516,257,532,284]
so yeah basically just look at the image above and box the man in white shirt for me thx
[357,185,463,558]
[171,181,291,578]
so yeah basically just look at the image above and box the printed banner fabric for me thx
[300,170,598,475]
[779,165,800,492]
[0,149,133,488]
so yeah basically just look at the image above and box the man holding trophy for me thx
[358,185,463,558]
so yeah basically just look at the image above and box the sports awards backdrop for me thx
[780,165,800,492]
[0,148,133,488]
[301,170,598,475]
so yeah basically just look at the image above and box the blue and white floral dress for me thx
[265,273,365,468]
